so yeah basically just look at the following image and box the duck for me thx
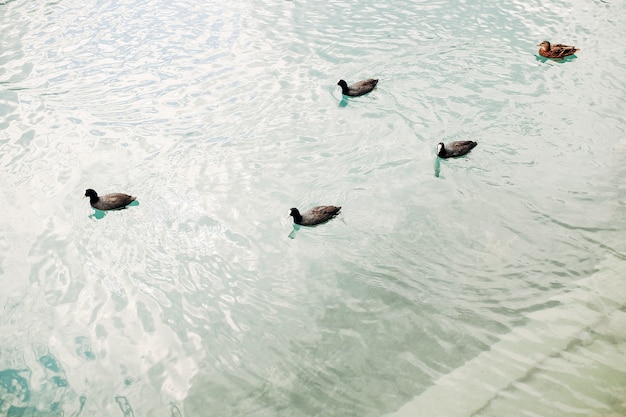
[289,206,341,226]
[84,189,136,210]
[437,141,477,159]
[337,79,378,97]
[537,41,579,59]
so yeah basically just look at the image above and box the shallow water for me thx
[1,0,625,416]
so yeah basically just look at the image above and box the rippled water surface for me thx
[1,0,625,416]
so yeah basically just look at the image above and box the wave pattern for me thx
[1,0,625,416]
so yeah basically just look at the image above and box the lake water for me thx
[1,0,625,416]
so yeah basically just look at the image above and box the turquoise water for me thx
[1,0,625,416]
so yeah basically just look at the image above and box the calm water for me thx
[1,0,625,416]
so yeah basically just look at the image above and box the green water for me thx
[1,0,625,416]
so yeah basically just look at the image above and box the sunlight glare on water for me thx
[1,0,625,416]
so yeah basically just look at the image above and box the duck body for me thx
[289,206,341,226]
[337,79,378,97]
[537,41,579,59]
[437,141,477,158]
[85,189,136,210]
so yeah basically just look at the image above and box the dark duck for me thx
[289,206,341,226]
[84,189,136,210]
[437,141,477,158]
[337,79,378,97]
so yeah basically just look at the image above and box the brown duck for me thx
[537,41,579,59]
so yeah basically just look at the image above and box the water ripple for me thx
[1,0,626,415]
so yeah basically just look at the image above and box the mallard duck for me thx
[437,141,477,159]
[289,206,341,226]
[537,41,579,59]
[337,79,378,97]
[84,189,136,210]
